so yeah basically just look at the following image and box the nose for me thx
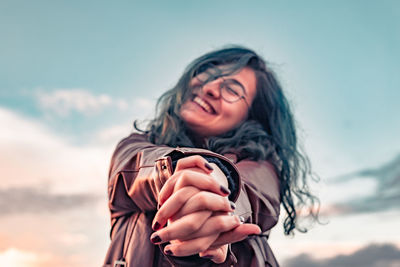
[202,79,222,99]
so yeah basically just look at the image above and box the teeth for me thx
[193,97,213,113]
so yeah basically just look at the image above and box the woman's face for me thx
[180,66,257,137]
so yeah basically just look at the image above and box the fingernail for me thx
[205,162,214,171]
[150,233,162,244]
[229,201,236,210]
[220,185,231,195]
[164,248,173,255]
[152,221,161,231]
[202,255,213,259]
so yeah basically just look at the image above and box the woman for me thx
[103,46,319,266]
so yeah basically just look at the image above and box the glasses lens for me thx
[221,81,243,102]
[195,66,222,83]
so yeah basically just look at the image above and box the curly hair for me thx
[135,45,319,235]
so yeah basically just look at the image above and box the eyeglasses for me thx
[193,73,250,107]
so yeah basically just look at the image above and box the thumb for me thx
[199,245,228,264]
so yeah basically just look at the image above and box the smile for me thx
[193,96,215,114]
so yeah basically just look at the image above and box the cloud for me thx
[0,186,99,216]
[0,248,54,267]
[284,243,400,267]
[35,89,128,116]
[0,106,112,194]
[94,123,134,145]
[134,96,156,109]
[0,247,96,267]
[326,154,400,215]
[0,106,112,266]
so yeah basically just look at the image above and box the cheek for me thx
[224,107,248,126]
[179,105,193,123]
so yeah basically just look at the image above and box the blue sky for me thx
[1,1,399,266]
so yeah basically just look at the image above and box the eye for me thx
[195,72,216,84]
[195,73,207,83]
[191,84,203,91]
[224,85,240,96]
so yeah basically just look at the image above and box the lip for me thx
[192,95,217,114]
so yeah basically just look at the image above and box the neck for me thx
[186,129,207,148]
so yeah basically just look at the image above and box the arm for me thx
[106,134,230,266]
[234,159,280,232]
[108,133,238,234]
[108,133,176,219]
[108,133,279,265]
[193,159,281,266]
[209,159,281,265]
[154,158,280,241]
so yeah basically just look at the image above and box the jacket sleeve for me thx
[234,159,281,232]
[225,159,281,266]
[108,133,177,219]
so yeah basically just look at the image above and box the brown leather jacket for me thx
[103,133,280,267]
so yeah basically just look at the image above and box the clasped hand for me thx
[150,156,261,263]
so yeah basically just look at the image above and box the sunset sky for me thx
[1,1,399,266]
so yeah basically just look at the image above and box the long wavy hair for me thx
[136,46,319,235]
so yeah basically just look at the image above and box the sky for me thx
[1,1,399,266]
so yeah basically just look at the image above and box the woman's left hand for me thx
[152,209,241,242]
[151,209,240,248]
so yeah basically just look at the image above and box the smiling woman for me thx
[103,46,319,267]
[180,66,256,137]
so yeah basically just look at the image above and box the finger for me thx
[163,234,219,257]
[158,170,230,206]
[199,245,228,264]
[157,167,205,205]
[171,191,234,220]
[175,155,214,173]
[178,213,241,241]
[209,223,261,248]
[150,210,212,244]
[173,169,230,194]
[152,186,199,230]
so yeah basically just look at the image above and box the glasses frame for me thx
[194,75,250,108]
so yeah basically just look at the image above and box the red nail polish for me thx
[220,185,230,195]
[205,162,214,171]
[152,221,161,231]
[165,249,173,255]
[150,234,162,244]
